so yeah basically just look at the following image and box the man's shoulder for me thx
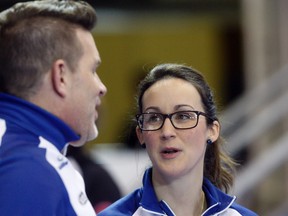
[0,156,66,214]
[0,153,64,191]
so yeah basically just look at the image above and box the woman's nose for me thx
[160,118,176,139]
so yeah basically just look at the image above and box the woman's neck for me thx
[153,171,206,216]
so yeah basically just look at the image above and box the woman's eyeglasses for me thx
[136,110,210,131]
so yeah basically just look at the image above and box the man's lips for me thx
[95,99,101,108]
[94,111,98,121]
[95,99,101,120]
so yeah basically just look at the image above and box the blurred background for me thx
[2,0,288,215]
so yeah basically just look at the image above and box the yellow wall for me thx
[90,13,235,145]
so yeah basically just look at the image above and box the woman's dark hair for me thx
[136,63,236,192]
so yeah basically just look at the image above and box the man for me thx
[0,0,107,215]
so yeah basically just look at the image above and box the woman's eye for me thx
[148,114,161,122]
[176,112,195,120]
[178,114,190,120]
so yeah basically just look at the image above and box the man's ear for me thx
[51,59,69,97]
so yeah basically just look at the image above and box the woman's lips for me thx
[161,147,181,159]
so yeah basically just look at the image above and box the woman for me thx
[99,64,257,216]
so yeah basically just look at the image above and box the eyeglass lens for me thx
[138,111,199,131]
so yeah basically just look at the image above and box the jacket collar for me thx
[140,168,168,214]
[202,178,236,215]
[0,93,79,151]
[139,168,236,216]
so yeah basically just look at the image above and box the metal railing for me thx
[220,65,288,215]
[221,64,288,153]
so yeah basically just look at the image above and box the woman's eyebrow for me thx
[143,105,196,113]
[175,104,195,110]
[143,106,160,112]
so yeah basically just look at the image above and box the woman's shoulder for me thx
[203,178,258,216]
[229,202,258,216]
[98,189,142,216]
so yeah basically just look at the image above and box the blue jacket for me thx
[99,168,257,216]
[0,93,96,216]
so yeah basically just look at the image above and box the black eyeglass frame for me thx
[135,110,211,131]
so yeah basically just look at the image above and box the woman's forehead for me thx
[142,78,203,111]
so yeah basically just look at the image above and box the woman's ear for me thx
[136,126,145,147]
[208,120,220,143]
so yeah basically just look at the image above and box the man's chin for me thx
[83,127,99,143]
[69,127,98,147]
[90,127,99,140]
[69,139,85,147]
